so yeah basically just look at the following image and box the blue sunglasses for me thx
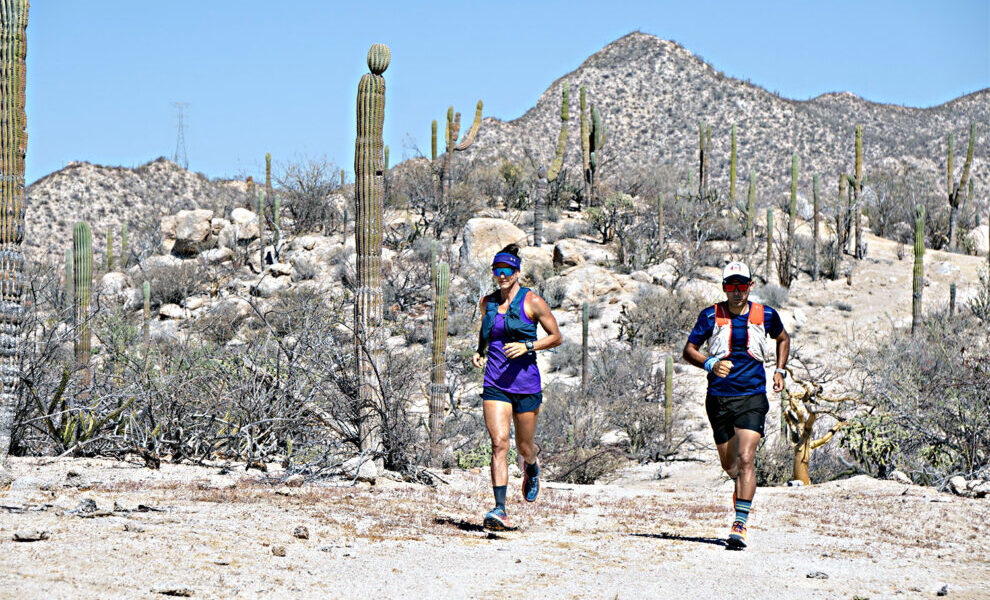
[492,267,517,277]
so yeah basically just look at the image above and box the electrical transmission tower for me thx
[171,102,190,169]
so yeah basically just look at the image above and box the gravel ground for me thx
[1,456,987,600]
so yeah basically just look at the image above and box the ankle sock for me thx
[734,497,752,526]
[493,485,507,510]
[525,460,539,477]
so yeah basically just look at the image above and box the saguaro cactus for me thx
[440,100,483,204]
[579,86,590,206]
[912,205,925,334]
[854,126,863,259]
[354,43,389,457]
[697,122,711,199]
[429,261,450,449]
[729,124,737,209]
[587,104,606,205]
[256,190,265,268]
[745,170,755,244]
[73,222,93,404]
[657,192,664,245]
[835,173,847,277]
[812,174,820,281]
[142,280,150,343]
[430,120,437,161]
[120,222,128,269]
[64,249,73,307]
[105,228,114,271]
[664,355,673,441]
[950,282,957,316]
[581,302,589,390]
[780,152,799,288]
[0,0,28,471]
[947,123,975,251]
[766,207,774,283]
[534,165,547,247]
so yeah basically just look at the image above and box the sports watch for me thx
[525,341,535,355]
[774,368,787,377]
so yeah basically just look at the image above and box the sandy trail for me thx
[1,456,987,600]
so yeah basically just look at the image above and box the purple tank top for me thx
[483,310,542,394]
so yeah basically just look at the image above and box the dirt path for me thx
[2,456,987,600]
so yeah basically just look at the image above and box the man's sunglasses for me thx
[722,282,751,292]
[492,267,517,278]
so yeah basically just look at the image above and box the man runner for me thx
[682,262,789,549]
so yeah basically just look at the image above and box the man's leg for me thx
[727,427,762,547]
[716,436,740,480]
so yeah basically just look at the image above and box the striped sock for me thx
[734,497,752,526]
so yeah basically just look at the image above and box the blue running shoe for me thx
[523,466,540,503]
[484,506,510,531]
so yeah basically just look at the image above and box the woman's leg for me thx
[483,400,514,487]
[512,408,540,466]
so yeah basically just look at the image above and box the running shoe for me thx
[483,506,511,531]
[727,521,747,549]
[523,465,540,502]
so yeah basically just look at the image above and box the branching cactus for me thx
[581,302,589,390]
[354,43,389,458]
[779,152,798,288]
[0,0,28,469]
[782,371,857,484]
[664,355,673,441]
[429,261,450,451]
[120,222,128,269]
[579,86,590,206]
[835,173,847,276]
[536,83,569,246]
[947,123,975,251]
[73,222,93,404]
[812,174,820,281]
[440,100,483,204]
[142,280,151,343]
[912,205,925,334]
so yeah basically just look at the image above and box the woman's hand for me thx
[471,352,486,368]
[503,342,528,359]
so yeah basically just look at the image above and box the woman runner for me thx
[471,244,562,531]
[682,261,790,549]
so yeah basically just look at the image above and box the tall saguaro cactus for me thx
[105,228,114,271]
[912,205,925,334]
[429,261,450,449]
[142,280,150,343]
[535,83,570,247]
[766,207,774,283]
[835,173,847,277]
[664,355,673,441]
[354,43,389,458]
[780,152,799,287]
[579,86,590,206]
[587,104,606,205]
[745,170,755,244]
[440,100,483,204]
[120,222,128,269]
[812,174,820,281]
[581,302,589,390]
[854,126,864,259]
[0,0,27,471]
[729,124,737,209]
[947,123,975,251]
[73,222,93,404]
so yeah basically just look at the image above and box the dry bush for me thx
[617,289,709,347]
[843,313,990,485]
[276,156,343,235]
[142,259,208,308]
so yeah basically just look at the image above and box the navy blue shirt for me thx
[687,302,785,397]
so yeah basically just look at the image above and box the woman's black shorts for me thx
[705,393,770,445]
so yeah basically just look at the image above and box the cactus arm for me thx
[729,124,737,206]
[431,120,437,162]
[957,123,975,198]
[120,222,128,268]
[454,100,482,151]
[547,84,569,183]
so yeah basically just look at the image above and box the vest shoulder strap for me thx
[748,303,765,325]
[714,303,730,326]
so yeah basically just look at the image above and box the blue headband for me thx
[492,252,521,270]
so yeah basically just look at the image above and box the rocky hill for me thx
[26,158,249,264]
[462,31,988,203]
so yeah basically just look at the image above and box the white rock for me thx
[552,239,586,268]
[948,475,968,496]
[458,218,528,268]
[630,270,653,284]
[965,227,989,255]
[183,296,207,310]
[342,456,377,483]
[292,235,322,251]
[970,480,990,498]
[207,297,252,322]
[230,207,260,241]
[254,275,291,298]
[792,307,807,326]
[159,303,186,320]
[935,262,960,276]
[556,265,623,308]
[787,480,805,487]
[269,262,293,277]
[201,247,233,265]
[889,470,912,485]
[141,254,183,271]
[98,272,129,297]
[172,209,216,255]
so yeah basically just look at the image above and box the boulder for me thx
[200,247,233,265]
[230,208,260,241]
[459,218,527,268]
[98,272,141,312]
[948,475,968,496]
[254,275,291,298]
[206,296,252,324]
[965,227,989,256]
[556,265,623,308]
[552,239,585,269]
[183,296,207,311]
[889,470,912,485]
[172,209,216,255]
[342,455,378,484]
[159,303,187,320]
[269,262,293,277]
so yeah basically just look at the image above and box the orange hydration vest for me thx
[706,302,769,362]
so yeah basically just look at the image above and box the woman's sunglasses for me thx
[723,282,751,292]
[492,267,517,278]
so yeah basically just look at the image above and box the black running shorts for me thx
[705,393,770,445]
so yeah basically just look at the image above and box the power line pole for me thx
[171,102,189,169]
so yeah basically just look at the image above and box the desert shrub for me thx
[754,283,789,309]
[544,219,591,244]
[276,156,342,235]
[548,340,582,375]
[617,289,708,347]
[585,193,634,243]
[144,260,208,307]
[541,277,567,309]
[520,259,553,291]
[844,314,990,484]
[755,439,793,486]
[970,267,990,324]
[540,384,622,484]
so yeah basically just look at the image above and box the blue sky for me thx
[25,0,989,185]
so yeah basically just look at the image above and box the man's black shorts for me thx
[705,393,770,445]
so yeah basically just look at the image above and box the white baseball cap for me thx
[722,261,751,281]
